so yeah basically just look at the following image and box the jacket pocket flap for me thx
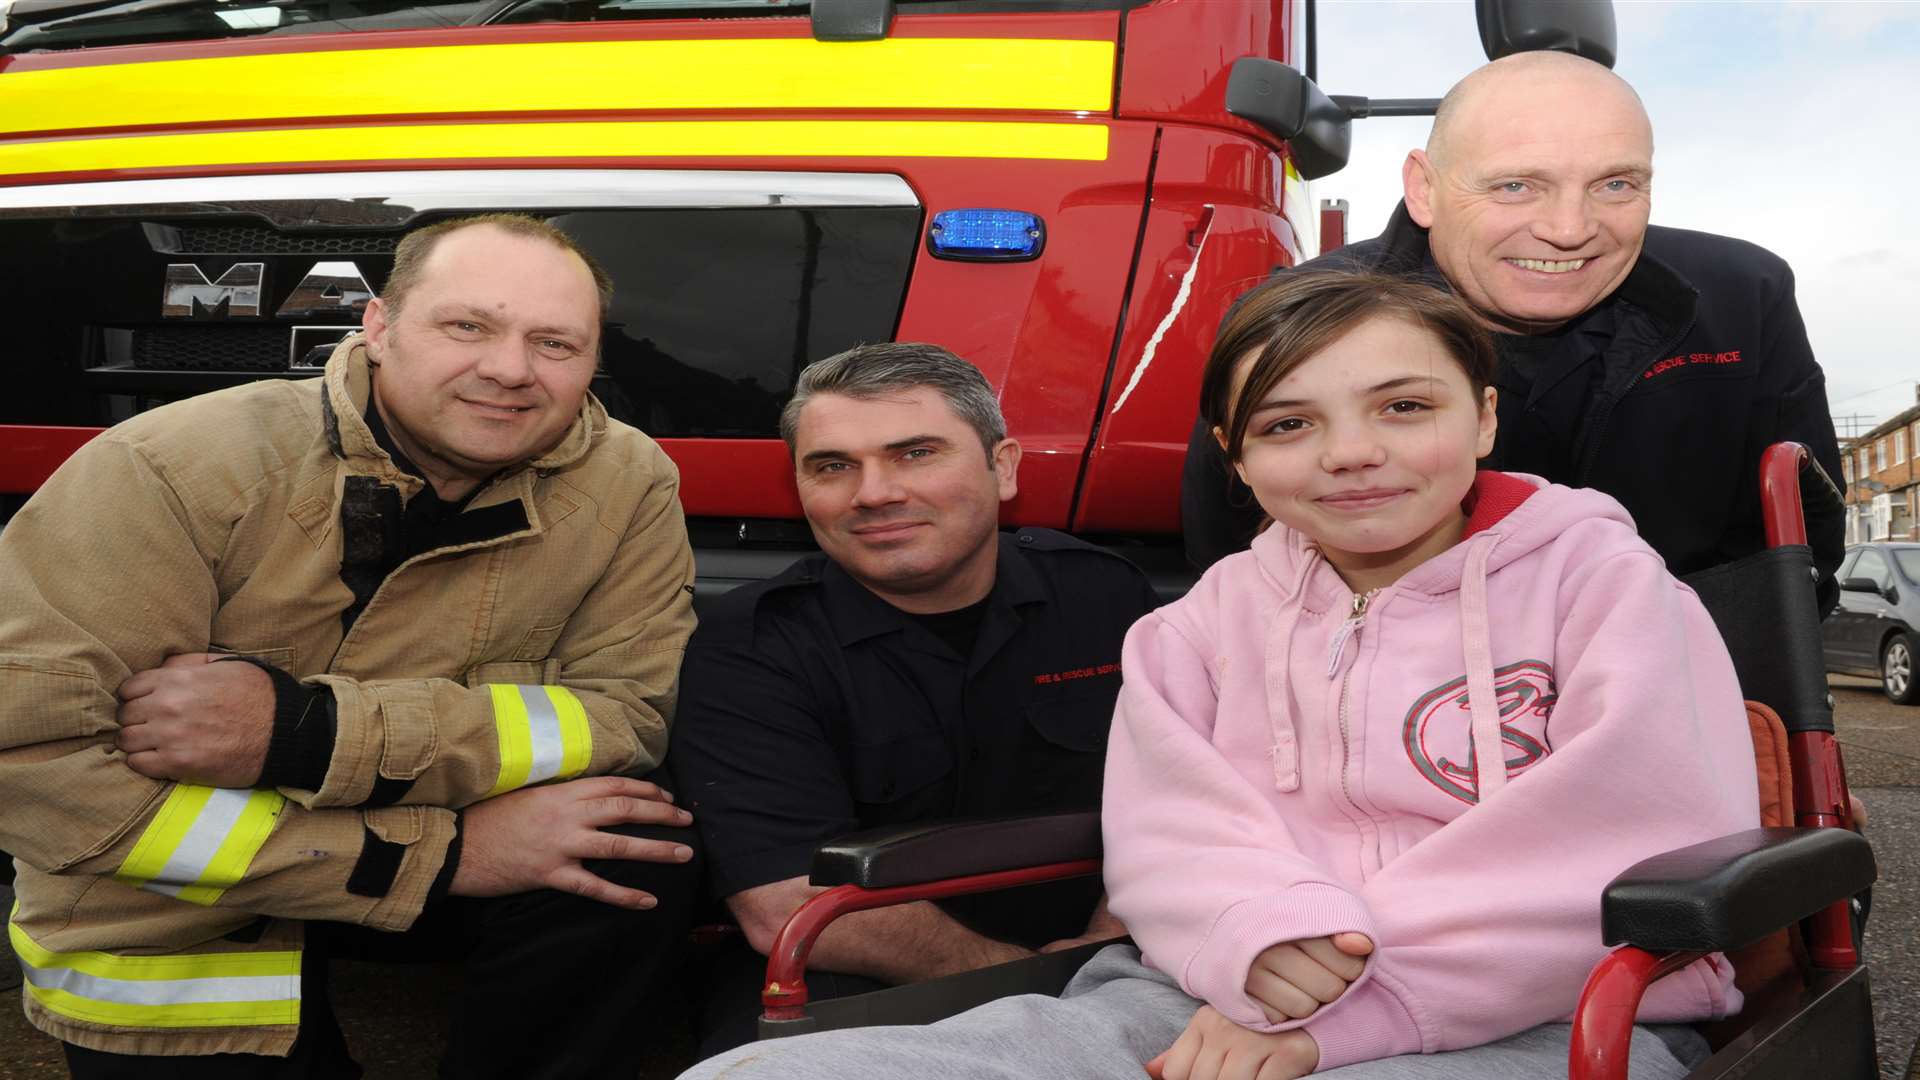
[364,805,425,845]
[210,645,297,671]
[511,624,567,663]
[464,661,548,689]
[370,683,437,781]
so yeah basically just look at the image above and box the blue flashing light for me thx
[927,209,1045,262]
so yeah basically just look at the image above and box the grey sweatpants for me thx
[679,945,1709,1080]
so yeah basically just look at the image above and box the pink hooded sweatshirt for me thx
[1103,473,1759,1071]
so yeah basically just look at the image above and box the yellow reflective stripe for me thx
[115,785,285,906]
[22,986,300,1028]
[549,686,594,780]
[0,119,1110,180]
[0,38,1115,136]
[9,911,301,1029]
[116,784,215,885]
[487,684,594,797]
[488,683,535,798]
[175,789,287,906]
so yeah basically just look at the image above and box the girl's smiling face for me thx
[1223,314,1498,593]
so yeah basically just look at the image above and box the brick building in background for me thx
[1842,386,1920,543]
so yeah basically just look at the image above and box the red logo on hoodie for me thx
[1402,660,1557,805]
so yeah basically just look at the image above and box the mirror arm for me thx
[1330,96,1442,120]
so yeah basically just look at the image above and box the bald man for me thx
[1184,51,1844,609]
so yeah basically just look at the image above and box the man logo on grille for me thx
[162,261,373,319]
[1402,659,1556,805]
[162,262,264,319]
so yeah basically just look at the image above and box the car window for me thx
[1839,549,1861,580]
[1854,548,1891,588]
[1893,550,1920,583]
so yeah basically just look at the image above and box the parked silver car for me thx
[1823,542,1920,704]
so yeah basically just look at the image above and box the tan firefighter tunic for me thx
[0,335,695,1056]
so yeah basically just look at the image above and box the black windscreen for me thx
[0,205,920,437]
[564,207,918,437]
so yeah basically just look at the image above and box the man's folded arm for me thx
[293,463,696,810]
[35,745,458,931]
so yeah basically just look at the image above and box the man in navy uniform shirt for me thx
[672,343,1160,1056]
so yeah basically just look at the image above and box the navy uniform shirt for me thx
[672,528,1160,945]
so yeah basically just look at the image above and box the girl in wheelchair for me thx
[681,270,1761,1080]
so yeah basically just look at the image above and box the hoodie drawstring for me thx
[1458,533,1509,803]
[1264,548,1321,793]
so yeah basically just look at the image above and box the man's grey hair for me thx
[779,342,1007,460]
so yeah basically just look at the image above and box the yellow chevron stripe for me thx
[0,37,1115,136]
[0,119,1110,179]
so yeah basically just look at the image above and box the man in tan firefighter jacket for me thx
[0,214,700,1078]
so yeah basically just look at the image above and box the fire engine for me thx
[0,0,1606,583]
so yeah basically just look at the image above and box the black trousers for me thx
[64,820,702,1080]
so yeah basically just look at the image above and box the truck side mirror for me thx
[1476,0,1618,68]
[1224,57,1352,181]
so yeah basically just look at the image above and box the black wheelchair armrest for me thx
[810,812,1102,889]
[1601,827,1875,952]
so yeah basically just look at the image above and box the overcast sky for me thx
[1309,0,1920,441]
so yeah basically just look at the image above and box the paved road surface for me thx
[4,677,1917,1078]
[1831,674,1920,1080]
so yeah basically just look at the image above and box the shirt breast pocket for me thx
[847,732,954,816]
[1017,690,1117,810]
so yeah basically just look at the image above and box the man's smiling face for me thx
[791,387,1018,613]
[362,223,601,497]
[1404,57,1654,335]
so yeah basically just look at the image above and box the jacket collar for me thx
[299,333,605,551]
[1371,201,1697,335]
[819,532,1048,648]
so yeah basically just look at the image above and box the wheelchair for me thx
[752,443,1880,1080]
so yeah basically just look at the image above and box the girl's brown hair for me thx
[1200,269,1498,462]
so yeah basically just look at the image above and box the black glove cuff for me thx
[427,812,464,904]
[217,655,335,791]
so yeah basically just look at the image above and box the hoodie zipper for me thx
[1326,588,1378,676]
[1332,589,1382,873]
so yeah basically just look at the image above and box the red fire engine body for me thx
[0,0,1309,558]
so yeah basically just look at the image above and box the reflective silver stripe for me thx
[519,685,566,786]
[22,963,297,1007]
[0,169,920,221]
[139,787,253,897]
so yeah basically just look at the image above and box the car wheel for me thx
[1882,634,1920,705]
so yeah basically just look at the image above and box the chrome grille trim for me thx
[0,170,920,224]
